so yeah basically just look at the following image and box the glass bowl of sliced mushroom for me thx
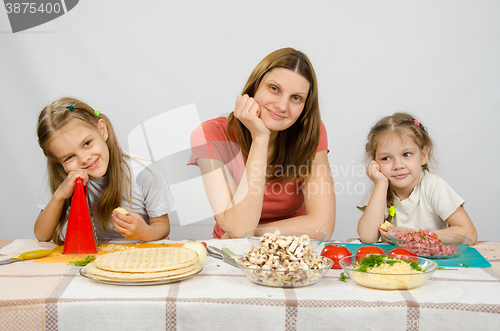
[244,227,327,251]
[236,229,333,287]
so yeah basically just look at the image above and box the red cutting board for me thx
[325,243,491,268]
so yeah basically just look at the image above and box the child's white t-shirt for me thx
[357,172,464,230]
[37,158,176,241]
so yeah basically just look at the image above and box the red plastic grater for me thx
[63,177,99,254]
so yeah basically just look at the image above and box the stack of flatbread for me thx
[85,247,201,282]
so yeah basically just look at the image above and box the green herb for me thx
[353,254,422,272]
[338,272,348,282]
[459,262,469,268]
[352,254,386,272]
[438,267,458,270]
[408,260,422,271]
[69,255,96,266]
[420,235,426,240]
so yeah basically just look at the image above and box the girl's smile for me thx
[393,173,408,180]
[85,158,99,170]
[48,118,110,178]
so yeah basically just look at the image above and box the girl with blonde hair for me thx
[357,112,477,244]
[35,97,175,244]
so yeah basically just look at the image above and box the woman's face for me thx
[253,67,310,133]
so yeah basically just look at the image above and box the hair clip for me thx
[94,110,100,116]
[388,206,396,217]
[66,105,74,111]
[371,125,375,131]
[414,119,420,126]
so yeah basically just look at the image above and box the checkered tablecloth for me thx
[1,239,500,331]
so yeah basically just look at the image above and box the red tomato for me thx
[388,248,418,262]
[321,245,352,269]
[200,242,207,249]
[356,246,386,262]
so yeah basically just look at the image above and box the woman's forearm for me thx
[258,212,335,239]
[215,135,270,237]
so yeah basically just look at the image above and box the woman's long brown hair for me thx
[37,97,130,244]
[227,47,321,182]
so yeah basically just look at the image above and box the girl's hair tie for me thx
[94,110,100,116]
[414,119,420,126]
[66,105,74,111]
[371,125,375,131]
[388,206,396,217]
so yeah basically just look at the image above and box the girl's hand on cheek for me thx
[367,160,388,185]
[112,210,149,241]
[234,94,270,138]
[54,170,89,201]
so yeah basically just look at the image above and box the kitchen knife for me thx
[0,249,53,265]
[206,246,239,268]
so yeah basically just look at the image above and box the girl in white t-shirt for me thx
[357,112,477,244]
[35,97,174,244]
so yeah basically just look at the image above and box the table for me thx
[1,239,500,331]
[0,241,12,249]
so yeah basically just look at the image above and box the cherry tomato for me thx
[200,242,207,249]
[388,248,418,262]
[321,245,352,269]
[356,246,386,262]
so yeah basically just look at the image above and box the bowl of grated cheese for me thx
[339,254,438,290]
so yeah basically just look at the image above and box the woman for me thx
[189,47,335,239]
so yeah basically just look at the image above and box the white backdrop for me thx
[1,0,499,241]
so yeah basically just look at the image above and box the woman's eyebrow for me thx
[266,79,308,96]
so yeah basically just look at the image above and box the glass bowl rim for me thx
[387,228,473,247]
[235,256,334,272]
[243,227,327,240]
[339,255,439,276]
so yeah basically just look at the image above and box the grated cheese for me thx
[350,257,429,290]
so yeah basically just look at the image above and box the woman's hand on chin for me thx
[234,94,270,139]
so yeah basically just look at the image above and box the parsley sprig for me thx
[69,255,96,266]
[353,254,422,272]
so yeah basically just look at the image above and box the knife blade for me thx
[206,246,239,268]
[0,249,53,266]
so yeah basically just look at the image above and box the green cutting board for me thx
[325,243,491,268]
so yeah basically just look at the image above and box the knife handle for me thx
[221,247,236,258]
[14,249,53,261]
